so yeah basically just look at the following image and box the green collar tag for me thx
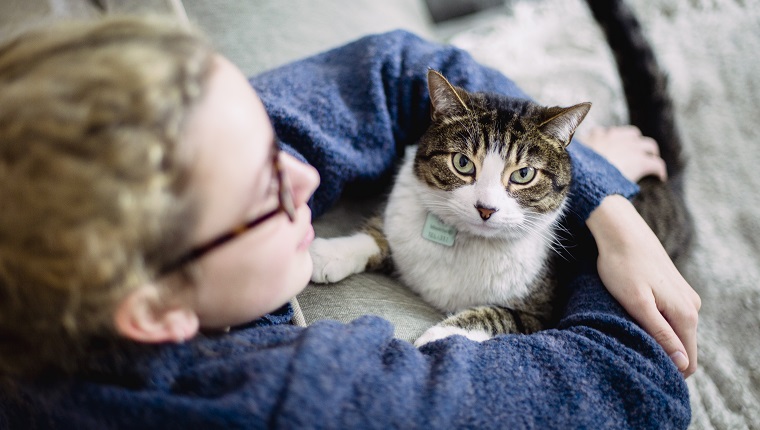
[422,212,457,247]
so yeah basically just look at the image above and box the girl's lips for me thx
[298,224,315,251]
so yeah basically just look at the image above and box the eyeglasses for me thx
[158,146,295,276]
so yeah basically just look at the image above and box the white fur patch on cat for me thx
[310,233,380,284]
[414,325,492,347]
[383,150,559,312]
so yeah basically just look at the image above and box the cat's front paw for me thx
[309,235,377,284]
[414,325,492,348]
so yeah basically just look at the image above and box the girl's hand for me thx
[582,126,667,182]
[587,195,701,377]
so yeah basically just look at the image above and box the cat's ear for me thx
[428,69,470,120]
[538,102,592,147]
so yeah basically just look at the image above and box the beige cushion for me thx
[297,196,444,342]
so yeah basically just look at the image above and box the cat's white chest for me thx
[383,150,551,313]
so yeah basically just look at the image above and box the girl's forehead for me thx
[184,56,274,163]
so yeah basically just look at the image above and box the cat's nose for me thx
[475,205,498,221]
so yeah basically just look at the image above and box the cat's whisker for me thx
[517,217,572,260]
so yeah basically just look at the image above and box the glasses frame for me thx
[158,146,295,276]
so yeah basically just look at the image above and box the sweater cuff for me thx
[567,140,640,222]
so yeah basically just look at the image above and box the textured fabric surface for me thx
[1,256,690,429]
[443,1,760,428]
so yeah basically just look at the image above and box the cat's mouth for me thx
[461,217,525,239]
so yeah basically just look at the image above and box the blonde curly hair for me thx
[0,16,215,376]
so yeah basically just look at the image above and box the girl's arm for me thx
[9,272,690,429]
[251,30,635,219]
[254,270,690,429]
[588,195,700,376]
[250,29,699,375]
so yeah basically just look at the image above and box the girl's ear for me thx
[113,285,199,344]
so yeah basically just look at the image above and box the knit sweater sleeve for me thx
[251,30,638,221]
[3,268,689,429]
[255,272,689,429]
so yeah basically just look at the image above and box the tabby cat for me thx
[310,0,692,346]
[310,70,589,345]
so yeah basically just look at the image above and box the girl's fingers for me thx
[626,292,691,374]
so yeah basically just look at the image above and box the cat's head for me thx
[414,70,590,239]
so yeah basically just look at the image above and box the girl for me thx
[0,17,698,429]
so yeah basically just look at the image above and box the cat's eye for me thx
[510,167,536,184]
[452,153,475,175]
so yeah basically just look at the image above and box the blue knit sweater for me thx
[0,31,688,429]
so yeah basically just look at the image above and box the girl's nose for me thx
[279,151,320,208]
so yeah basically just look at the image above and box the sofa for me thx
[1,1,758,428]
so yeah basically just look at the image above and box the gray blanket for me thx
[443,0,760,428]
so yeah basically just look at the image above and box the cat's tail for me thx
[585,0,693,263]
